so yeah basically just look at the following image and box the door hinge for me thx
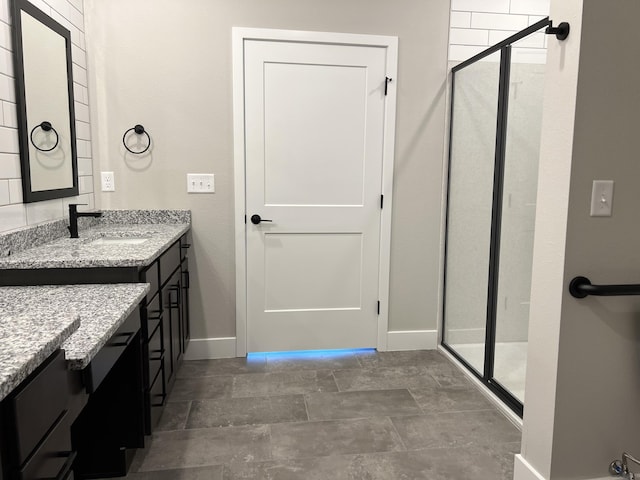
[377,301,380,315]
[384,77,393,96]
[244,215,246,224]
[380,194,384,209]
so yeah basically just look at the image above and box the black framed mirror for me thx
[11,0,78,203]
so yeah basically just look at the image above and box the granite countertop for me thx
[0,223,189,270]
[0,284,149,379]
[0,291,80,401]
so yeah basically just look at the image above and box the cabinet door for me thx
[163,268,182,384]
[180,257,190,353]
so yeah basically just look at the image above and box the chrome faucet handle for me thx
[610,459,625,476]
[610,453,640,478]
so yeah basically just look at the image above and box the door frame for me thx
[232,27,398,356]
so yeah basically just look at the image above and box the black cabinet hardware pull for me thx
[149,349,164,361]
[109,331,136,347]
[49,450,77,480]
[151,393,166,407]
[569,276,640,298]
[168,284,180,307]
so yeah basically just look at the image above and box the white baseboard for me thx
[514,454,611,480]
[386,330,437,351]
[184,337,237,360]
[514,455,546,480]
[185,332,437,359]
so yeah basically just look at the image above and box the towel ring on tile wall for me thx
[123,124,151,154]
[30,121,59,152]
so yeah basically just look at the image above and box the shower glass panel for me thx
[492,40,547,403]
[443,51,501,375]
[442,18,550,416]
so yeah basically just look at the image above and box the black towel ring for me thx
[123,124,151,154]
[30,121,59,152]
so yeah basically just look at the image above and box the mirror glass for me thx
[12,0,78,202]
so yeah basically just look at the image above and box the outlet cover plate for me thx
[590,180,614,217]
[101,171,115,192]
[187,174,215,193]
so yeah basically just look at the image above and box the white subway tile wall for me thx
[449,0,550,63]
[0,0,93,233]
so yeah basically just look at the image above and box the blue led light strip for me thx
[247,348,376,360]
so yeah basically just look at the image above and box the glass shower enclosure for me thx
[442,19,549,415]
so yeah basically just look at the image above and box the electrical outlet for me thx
[101,171,115,192]
[187,174,215,193]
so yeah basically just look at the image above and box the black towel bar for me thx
[569,276,640,298]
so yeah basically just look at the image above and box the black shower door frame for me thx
[441,17,551,417]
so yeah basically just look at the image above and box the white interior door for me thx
[239,31,395,353]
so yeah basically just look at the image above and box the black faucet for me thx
[68,203,102,238]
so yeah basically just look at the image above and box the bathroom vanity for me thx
[0,210,192,478]
[0,284,149,479]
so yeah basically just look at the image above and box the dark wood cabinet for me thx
[70,312,144,479]
[0,350,75,480]
[0,232,191,438]
[140,233,190,432]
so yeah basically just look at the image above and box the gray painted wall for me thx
[520,0,640,478]
[551,0,640,476]
[83,0,451,340]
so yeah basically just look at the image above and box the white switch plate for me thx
[101,171,115,192]
[590,180,614,216]
[187,173,215,193]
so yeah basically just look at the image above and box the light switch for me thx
[590,180,614,217]
[187,174,215,193]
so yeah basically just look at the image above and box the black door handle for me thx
[251,214,273,225]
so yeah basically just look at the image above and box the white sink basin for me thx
[89,237,150,245]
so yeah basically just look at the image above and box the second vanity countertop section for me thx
[0,223,190,270]
[0,284,150,374]
[0,293,79,402]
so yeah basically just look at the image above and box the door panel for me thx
[244,39,387,353]
[263,233,363,311]
[264,62,367,206]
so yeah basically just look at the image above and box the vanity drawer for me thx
[144,293,162,341]
[83,308,141,394]
[159,241,180,287]
[148,363,166,428]
[147,320,163,382]
[18,412,74,480]
[10,349,68,465]
[180,234,191,261]
[141,261,159,299]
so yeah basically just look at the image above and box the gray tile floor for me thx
[123,350,521,479]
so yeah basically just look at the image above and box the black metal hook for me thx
[29,121,59,152]
[123,124,151,154]
[545,21,570,41]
